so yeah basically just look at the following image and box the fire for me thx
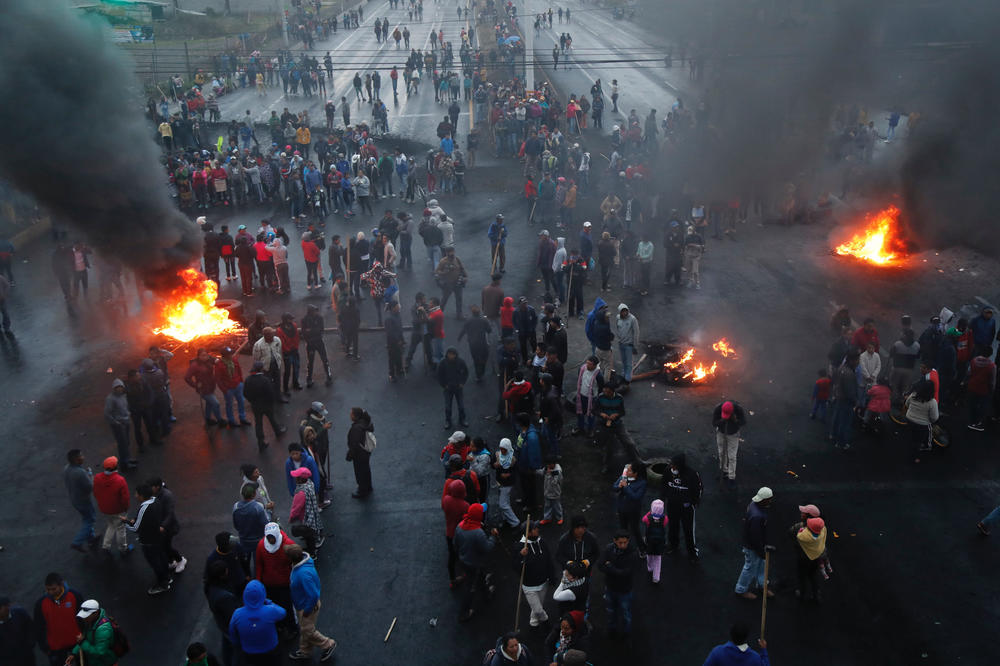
[152,269,242,342]
[834,206,907,265]
[712,338,738,358]
[684,362,718,381]
[663,348,718,382]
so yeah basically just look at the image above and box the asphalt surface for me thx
[2,2,1000,666]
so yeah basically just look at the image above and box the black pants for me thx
[142,542,170,586]
[470,346,488,380]
[163,531,183,564]
[130,408,157,447]
[540,267,554,295]
[665,256,682,284]
[519,468,538,512]
[666,502,697,554]
[407,330,431,367]
[251,404,281,445]
[264,584,296,635]
[388,341,404,378]
[440,285,464,316]
[239,260,255,295]
[352,450,373,494]
[618,509,644,553]
[568,283,584,316]
[291,524,318,556]
[460,565,490,613]
[600,261,613,290]
[446,536,458,580]
[223,255,237,278]
[797,553,820,600]
[306,342,331,382]
[518,333,537,363]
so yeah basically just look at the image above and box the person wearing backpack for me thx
[346,407,374,499]
[485,632,533,665]
[71,599,123,666]
[641,500,668,583]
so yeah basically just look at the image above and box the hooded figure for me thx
[442,478,470,584]
[228,580,287,657]
[661,452,702,559]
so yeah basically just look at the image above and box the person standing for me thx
[454,503,499,622]
[69,600,117,666]
[598,530,638,641]
[831,350,860,450]
[735,487,775,600]
[251,327,286,403]
[286,544,337,662]
[596,384,641,473]
[204,559,240,666]
[514,413,544,514]
[185,348,223,426]
[346,407,375,499]
[255,523,298,642]
[703,623,769,666]
[442,479,470,587]
[33,573,84,665]
[513,297,539,363]
[487,214,508,273]
[641,500,668,583]
[0,595,34,666]
[713,400,747,487]
[966,346,996,431]
[0,274,12,335]
[513,521,556,628]
[615,304,639,385]
[435,246,468,319]
[65,449,97,553]
[93,457,132,556]
[215,347,250,428]
[573,356,604,438]
[123,483,172,595]
[104,379,137,468]
[660,452,702,561]
[437,346,470,429]
[149,476,186,574]
[233,483,269,575]
[229,580,287,666]
[243,361,286,451]
[458,305,493,382]
[385,301,406,381]
[276,314,303,397]
[613,462,648,556]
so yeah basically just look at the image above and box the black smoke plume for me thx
[0,0,200,288]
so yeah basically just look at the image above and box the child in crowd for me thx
[810,368,831,422]
[641,499,668,583]
[467,437,492,504]
[541,456,564,525]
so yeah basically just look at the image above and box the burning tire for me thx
[214,298,244,324]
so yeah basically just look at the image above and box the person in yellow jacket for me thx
[295,125,312,160]
[791,516,827,603]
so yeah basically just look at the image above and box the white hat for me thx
[499,438,512,451]
[583,221,592,228]
[752,487,774,503]
[77,599,100,619]
[263,522,283,553]
[448,431,466,443]
[196,216,207,226]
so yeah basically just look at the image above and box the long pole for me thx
[564,265,573,316]
[512,514,532,632]
[760,550,772,639]
[490,243,499,275]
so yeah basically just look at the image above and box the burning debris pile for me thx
[152,269,244,343]
[633,338,738,385]
[834,206,909,266]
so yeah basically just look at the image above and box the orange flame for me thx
[683,362,718,382]
[152,269,243,342]
[663,348,719,382]
[834,206,907,265]
[712,338,738,358]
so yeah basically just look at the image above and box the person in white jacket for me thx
[266,237,291,294]
[552,237,567,305]
[615,304,640,383]
[859,342,881,391]
[438,214,455,249]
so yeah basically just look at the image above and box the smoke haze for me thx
[0,0,200,287]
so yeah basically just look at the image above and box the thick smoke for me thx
[0,0,200,288]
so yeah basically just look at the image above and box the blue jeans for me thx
[426,244,440,269]
[810,398,828,422]
[604,589,632,634]
[553,271,566,302]
[72,502,96,546]
[432,338,444,364]
[202,393,222,422]
[576,397,595,432]
[734,547,766,593]
[224,384,247,424]
[619,343,634,381]
[830,400,855,447]
[109,420,131,462]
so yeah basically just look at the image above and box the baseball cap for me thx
[752,487,774,503]
[582,221,592,228]
[806,517,825,534]
[102,456,118,470]
[77,600,100,619]
[798,504,821,518]
[311,401,328,415]
[721,401,734,418]
[448,431,466,443]
[539,229,550,236]
[290,467,312,479]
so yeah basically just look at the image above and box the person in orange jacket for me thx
[93,456,132,555]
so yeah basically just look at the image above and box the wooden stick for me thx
[384,616,397,642]
[564,266,574,316]
[760,550,772,639]
[490,243,499,275]
[528,200,537,223]
[631,352,647,373]
[513,514,532,632]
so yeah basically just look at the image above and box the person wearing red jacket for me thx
[427,297,446,365]
[192,163,210,209]
[215,345,251,428]
[967,347,997,431]
[276,313,302,396]
[851,318,880,353]
[301,232,322,290]
[524,176,539,223]
[184,348,222,426]
[93,456,132,555]
[255,522,298,638]
[440,431,470,469]
[33,573,85,664]
[441,479,470,587]
[211,163,230,206]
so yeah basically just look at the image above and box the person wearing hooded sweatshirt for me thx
[104,379,136,467]
[442,478,470,587]
[93,456,131,555]
[123,483,171,594]
[70,600,116,666]
[255,523,297,639]
[454,503,499,622]
[487,633,533,666]
[641,499,668,583]
[703,622,770,666]
[233,483,269,575]
[515,413,544,513]
[545,610,591,665]
[346,407,375,498]
[615,304,639,384]
[437,346,470,429]
[287,544,337,662]
[284,444,320,498]
[513,520,557,627]
[493,438,521,528]
[661,452,703,561]
[229,580,286,664]
[267,236,291,294]
[599,530,639,640]
[551,237,568,304]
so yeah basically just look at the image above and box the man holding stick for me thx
[735,487,775,600]
[703,622,770,665]
[487,214,508,274]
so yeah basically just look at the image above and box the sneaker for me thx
[288,649,310,660]
[173,556,188,573]
[147,585,169,596]
[556,519,564,525]
[968,423,985,432]
[978,521,991,536]
[320,642,338,661]
[316,535,326,548]
[539,519,551,525]
[168,560,178,571]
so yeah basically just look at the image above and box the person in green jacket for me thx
[70,600,118,666]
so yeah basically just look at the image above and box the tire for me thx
[214,298,244,324]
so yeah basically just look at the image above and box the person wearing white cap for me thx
[255,522,298,639]
[735,487,775,600]
[71,600,117,665]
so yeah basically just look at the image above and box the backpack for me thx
[484,638,532,665]
[98,615,131,658]
[645,516,667,549]
[362,430,377,453]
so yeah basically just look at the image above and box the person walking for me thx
[831,350,860,450]
[185,348,223,426]
[703,623,769,665]
[69,599,118,666]
[437,346,470,429]
[33,573,84,665]
[598,530,638,642]
[713,399,747,487]
[229,580,287,666]
[734,487,775,600]
[243,361,286,451]
[513,521,556,628]
[458,305,493,382]
[660,452,702,561]
[148,477,186,574]
[641,499,668,583]
[346,407,375,498]
[65,449,97,553]
[454,503,499,622]
[215,346,250,428]
[596,384,642,473]
[435,246,468,319]
[93,456,132,557]
[123,482,172,595]
[286,544,337,662]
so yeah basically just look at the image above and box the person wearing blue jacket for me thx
[285,444,320,497]
[703,622,770,665]
[515,413,543,513]
[614,461,648,557]
[487,214,508,273]
[233,484,269,574]
[287,544,337,661]
[229,580,286,664]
